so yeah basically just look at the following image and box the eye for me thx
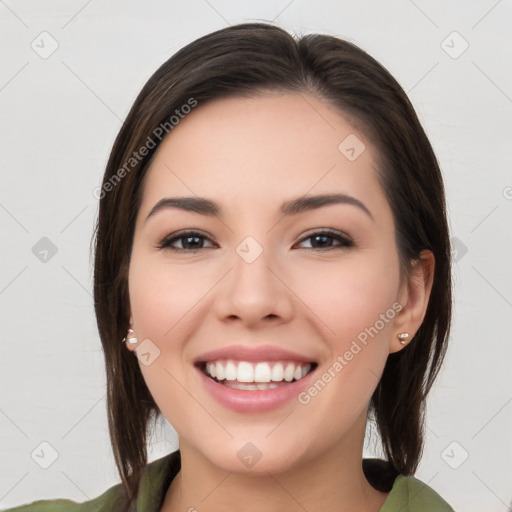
[157,228,354,253]
[294,229,354,251]
[157,230,216,252]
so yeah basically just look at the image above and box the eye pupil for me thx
[311,235,332,248]
[183,236,202,249]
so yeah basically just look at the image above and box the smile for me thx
[195,359,318,413]
[200,359,315,390]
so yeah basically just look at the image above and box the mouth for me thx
[195,359,318,391]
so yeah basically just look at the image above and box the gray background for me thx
[1,1,511,510]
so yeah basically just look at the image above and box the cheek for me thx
[292,261,399,437]
[295,252,400,348]
[128,253,210,342]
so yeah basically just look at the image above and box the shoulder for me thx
[382,474,455,511]
[0,483,125,512]
[363,458,454,511]
[1,450,180,512]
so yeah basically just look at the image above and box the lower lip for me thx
[196,365,317,413]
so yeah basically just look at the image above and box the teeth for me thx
[284,363,295,382]
[203,359,313,384]
[225,360,237,381]
[237,361,254,382]
[215,361,225,381]
[254,362,271,383]
[271,363,284,381]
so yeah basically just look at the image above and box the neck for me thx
[161,414,389,512]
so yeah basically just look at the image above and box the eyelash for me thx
[156,229,354,253]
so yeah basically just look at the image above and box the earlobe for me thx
[122,310,139,352]
[390,250,435,354]
[397,332,409,345]
[122,312,138,352]
[122,328,138,345]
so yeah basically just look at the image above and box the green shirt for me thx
[1,451,454,511]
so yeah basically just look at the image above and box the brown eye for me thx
[157,230,216,252]
[156,229,354,252]
[296,229,354,251]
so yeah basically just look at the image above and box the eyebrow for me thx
[144,193,373,223]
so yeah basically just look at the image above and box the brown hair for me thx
[92,22,451,505]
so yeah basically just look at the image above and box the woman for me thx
[4,22,454,511]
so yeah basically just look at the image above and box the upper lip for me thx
[194,345,317,365]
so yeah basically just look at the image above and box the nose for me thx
[214,243,294,328]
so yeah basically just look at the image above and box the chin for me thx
[195,437,308,476]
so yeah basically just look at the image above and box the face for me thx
[127,92,412,475]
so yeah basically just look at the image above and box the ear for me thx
[390,250,435,354]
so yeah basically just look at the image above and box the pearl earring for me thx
[122,328,138,344]
[397,332,409,345]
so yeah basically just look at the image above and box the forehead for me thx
[138,92,390,224]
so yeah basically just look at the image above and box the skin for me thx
[126,92,434,512]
